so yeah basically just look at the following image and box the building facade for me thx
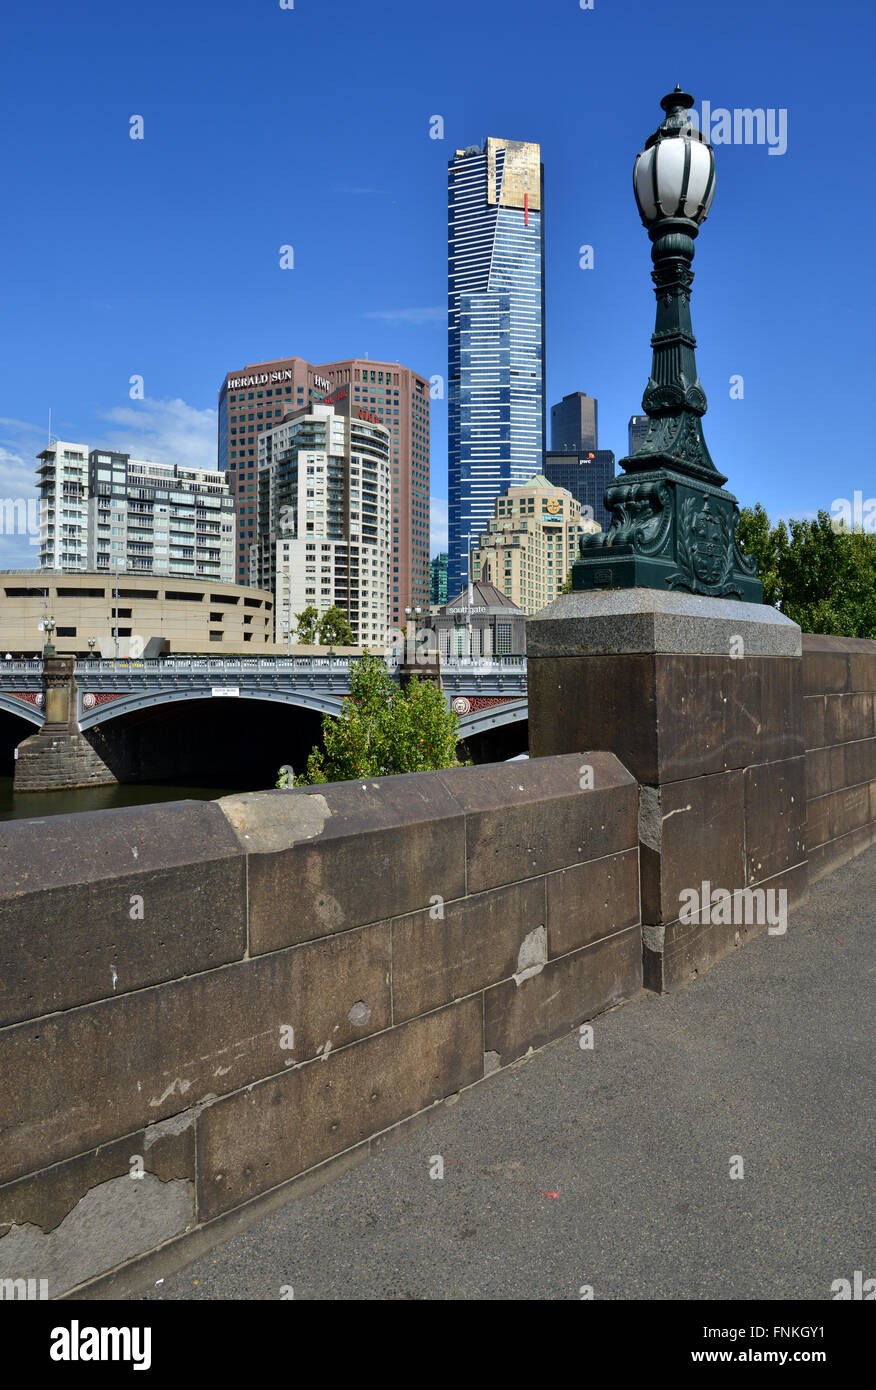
[543,449,615,531]
[251,403,391,648]
[448,138,546,598]
[36,442,234,582]
[0,571,274,656]
[428,578,526,657]
[550,392,597,452]
[628,414,649,455]
[36,441,89,571]
[471,474,598,615]
[430,552,449,607]
[217,355,429,629]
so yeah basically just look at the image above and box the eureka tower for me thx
[447,137,546,595]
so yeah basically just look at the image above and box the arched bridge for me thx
[0,656,529,741]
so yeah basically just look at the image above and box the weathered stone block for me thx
[0,1119,195,1296]
[436,753,637,893]
[232,777,467,953]
[846,738,876,789]
[802,649,850,696]
[806,792,831,852]
[391,878,546,1023]
[743,757,806,884]
[638,772,745,926]
[804,696,826,751]
[483,925,641,1064]
[0,923,391,1184]
[197,997,483,1221]
[849,651,876,693]
[546,848,640,957]
[824,693,874,746]
[655,655,803,781]
[0,859,246,1028]
[643,861,807,992]
[528,654,658,782]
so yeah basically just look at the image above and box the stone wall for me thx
[802,633,876,883]
[0,754,640,1296]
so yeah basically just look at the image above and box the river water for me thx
[0,775,263,822]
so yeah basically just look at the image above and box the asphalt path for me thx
[140,846,875,1300]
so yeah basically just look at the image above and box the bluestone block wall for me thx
[0,753,640,1295]
[802,633,876,882]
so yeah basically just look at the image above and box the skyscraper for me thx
[471,474,591,615]
[218,355,429,631]
[543,450,615,531]
[429,552,448,606]
[448,137,546,597]
[550,392,597,453]
[628,414,650,454]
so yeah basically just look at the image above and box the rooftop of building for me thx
[442,579,523,614]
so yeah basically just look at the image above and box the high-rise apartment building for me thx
[251,403,391,648]
[430,552,449,607]
[628,414,650,454]
[36,443,234,581]
[218,356,429,630]
[471,474,597,615]
[448,138,546,597]
[543,449,615,531]
[550,392,597,453]
[36,441,89,570]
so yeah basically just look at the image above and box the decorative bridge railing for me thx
[0,657,529,737]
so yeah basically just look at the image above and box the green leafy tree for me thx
[317,605,354,647]
[737,505,876,638]
[279,654,466,785]
[294,605,319,644]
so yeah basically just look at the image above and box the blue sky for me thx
[1,0,873,567]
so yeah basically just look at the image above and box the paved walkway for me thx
[141,847,875,1301]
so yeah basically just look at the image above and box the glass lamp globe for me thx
[633,88,716,227]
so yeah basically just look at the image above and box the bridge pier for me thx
[13,657,121,792]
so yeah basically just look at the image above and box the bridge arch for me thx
[0,693,43,727]
[79,685,347,730]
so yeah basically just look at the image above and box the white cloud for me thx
[430,496,447,551]
[98,397,217,470]
[363,307,445,325]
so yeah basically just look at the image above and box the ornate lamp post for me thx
[574,87,761,602]
[43,615,57,657]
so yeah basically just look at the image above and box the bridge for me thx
[0,655,528,740]
[0,656,530,787]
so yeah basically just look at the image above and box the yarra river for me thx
[0,775,259,821]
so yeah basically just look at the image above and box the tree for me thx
[294,605,319,644]
[737,505,876,638]
[317,605,354,647]
[279,653,466,785]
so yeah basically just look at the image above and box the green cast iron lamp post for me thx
[573,87,762,601]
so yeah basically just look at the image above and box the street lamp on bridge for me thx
[573,87,762,602]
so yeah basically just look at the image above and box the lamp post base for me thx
[574,469,762,604]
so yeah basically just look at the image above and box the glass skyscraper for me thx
[447,137,546,596]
